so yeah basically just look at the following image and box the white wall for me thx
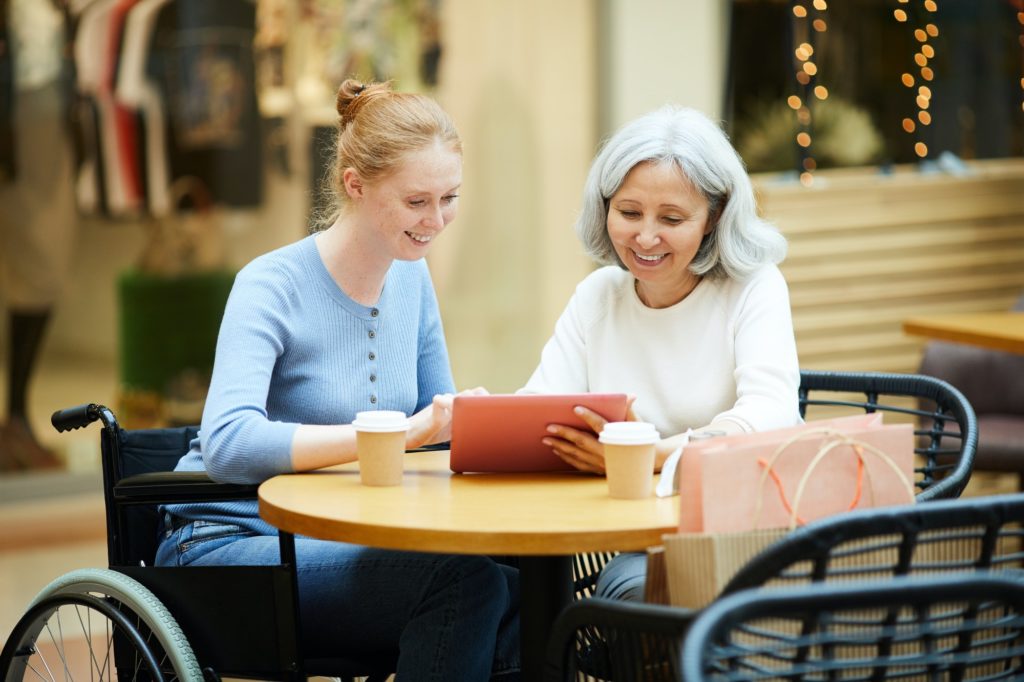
[428,0,597,392]
[599,0,730,134]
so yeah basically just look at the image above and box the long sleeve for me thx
[199,263,300,483]
[710,266,801,433]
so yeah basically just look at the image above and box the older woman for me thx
[522,105,801,600]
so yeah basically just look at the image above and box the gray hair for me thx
[576,106,786,280]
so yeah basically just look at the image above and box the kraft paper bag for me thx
[663,528,788,609]
[679,416,915,533]
[662,528,1022,611]
[643,546,670,605]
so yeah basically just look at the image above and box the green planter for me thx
[118,269,235,425]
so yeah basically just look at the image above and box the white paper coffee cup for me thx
[353,411,409,486]
[600,422,659,499]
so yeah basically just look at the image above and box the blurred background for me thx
[1,0,1023,640]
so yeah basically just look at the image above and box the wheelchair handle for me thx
[51,404,103,432]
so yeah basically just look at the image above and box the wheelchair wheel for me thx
[0,568,203,681]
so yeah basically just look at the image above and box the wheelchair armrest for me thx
[113,471,259,505]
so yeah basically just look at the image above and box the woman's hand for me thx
[542,396,637,474]
[406,387,489,449]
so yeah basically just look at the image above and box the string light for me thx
[789,1,829,186]
[1018,4,1024,119]
[894,0,940,160]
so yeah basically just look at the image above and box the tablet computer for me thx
[449,393,629,473]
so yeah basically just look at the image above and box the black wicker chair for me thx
[546,370,982,682]
[797,370,976,501]
[682,574,1024,681]
[547,493,1024,681]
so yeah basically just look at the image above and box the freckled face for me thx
[356,142,462,261]
[606,161,713,308]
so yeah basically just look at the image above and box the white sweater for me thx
[521,265,801,439]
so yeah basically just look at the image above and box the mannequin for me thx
[0,0,74,472]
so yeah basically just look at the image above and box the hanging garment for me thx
[116,0,170,215]
[146,0,263,208]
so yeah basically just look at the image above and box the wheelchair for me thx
[0,403,395,682]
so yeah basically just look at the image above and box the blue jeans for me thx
[595,552,647,602]
[155,516,520,681]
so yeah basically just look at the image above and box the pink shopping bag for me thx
[678,414,915,533]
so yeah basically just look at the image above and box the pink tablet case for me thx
[449,393,629,473]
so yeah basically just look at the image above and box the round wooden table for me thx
[259,449,678,680]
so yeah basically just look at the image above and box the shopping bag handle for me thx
[753,428,915,530]
[758,450,864,526]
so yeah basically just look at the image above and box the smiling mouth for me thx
[406,231,433,244]
[631,249,667,265]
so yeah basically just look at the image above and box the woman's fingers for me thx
[545,438,605,474]
[573,405,609,432]
[433,392,455,413]
[543,424,606,474]
[552,449,598,473]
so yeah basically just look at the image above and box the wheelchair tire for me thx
[0,567,203,681]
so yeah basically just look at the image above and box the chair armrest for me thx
[113,471,259,505]
[545,597,696,682]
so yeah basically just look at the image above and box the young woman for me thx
[156,80,519,681]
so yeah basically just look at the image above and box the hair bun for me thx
[336,79,391,129]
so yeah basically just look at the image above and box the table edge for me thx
[259,496,675,556]
[903,318,1024,354]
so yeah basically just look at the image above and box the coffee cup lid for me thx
[599,421,659,445]
[352,410,410,432]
